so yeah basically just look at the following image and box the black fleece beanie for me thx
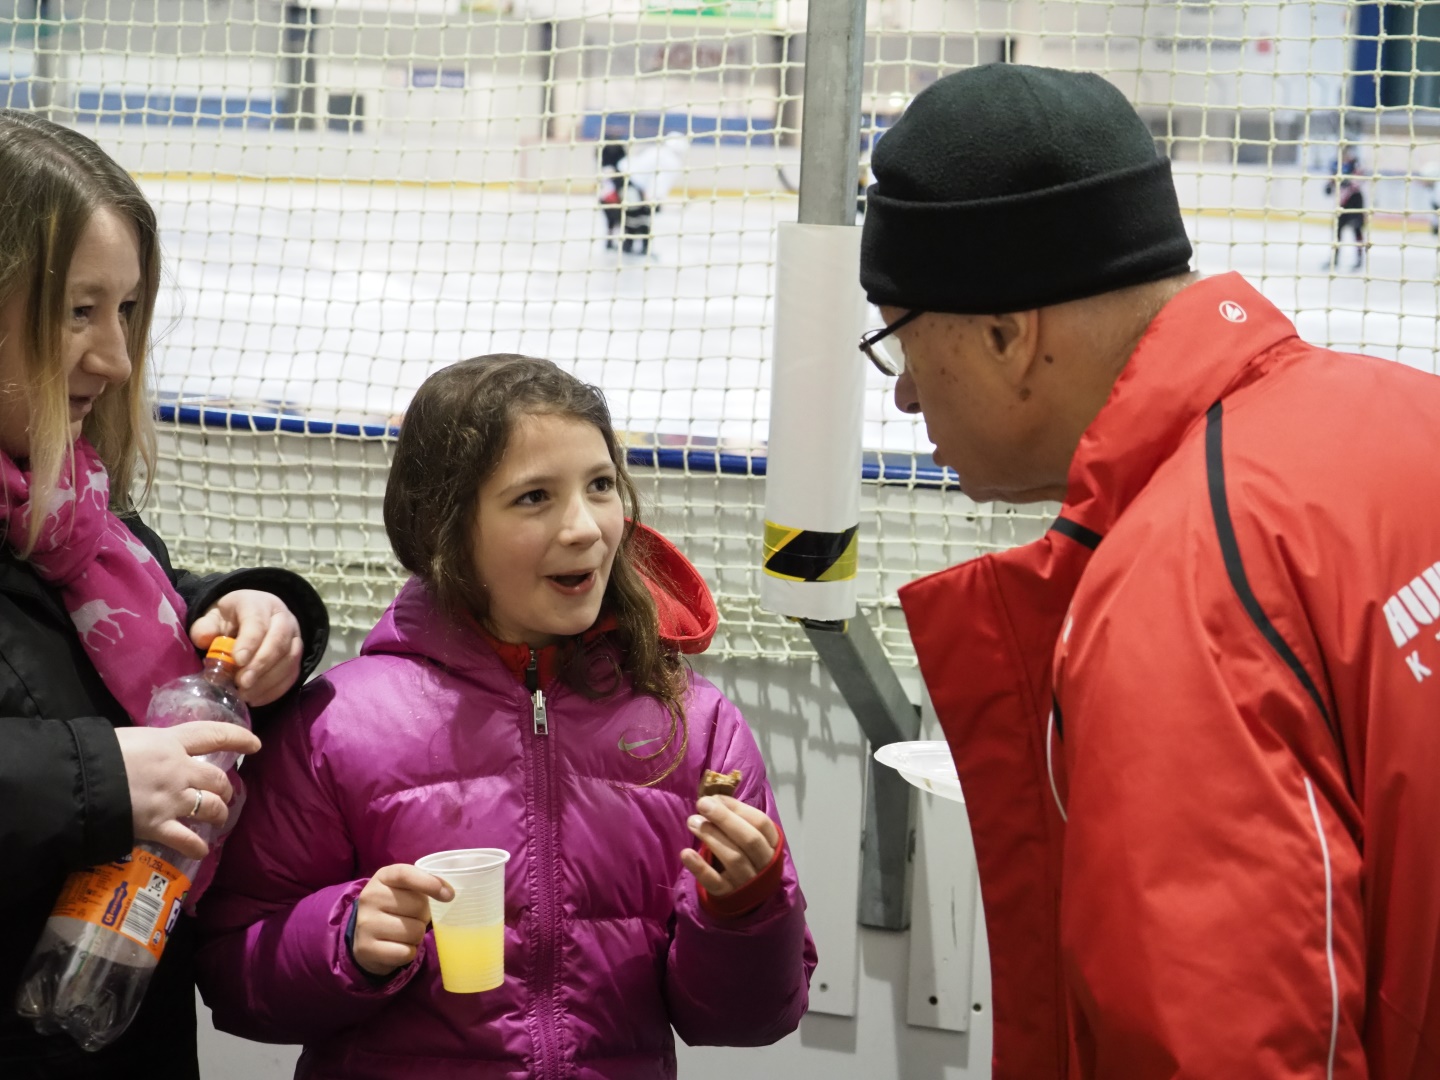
[860,64,1193,314]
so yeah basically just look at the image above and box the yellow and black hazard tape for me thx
[763,521,859,583]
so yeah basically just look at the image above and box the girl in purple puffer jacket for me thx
[196,354,815,1079]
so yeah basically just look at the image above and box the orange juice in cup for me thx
[415,849,510,993]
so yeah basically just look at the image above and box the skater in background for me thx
[1325,146,1369,270]
[598,141,629,251]
[598,134,687,256]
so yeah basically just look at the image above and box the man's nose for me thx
[893,370,921,415]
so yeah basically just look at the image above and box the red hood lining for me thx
[629,523,716,654]
[474,616,616,688]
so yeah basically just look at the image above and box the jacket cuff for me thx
[68,716,134,866]
[338,885,424,991]
[184,567,330,689]
[697,825,787,920]
[344,899,403,986]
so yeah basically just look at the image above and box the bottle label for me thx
[52,849,191,960]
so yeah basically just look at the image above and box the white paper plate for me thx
[873,741,964,804]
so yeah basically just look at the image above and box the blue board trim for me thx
[155,398,961,489]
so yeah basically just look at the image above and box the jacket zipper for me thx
[523,648,562,1078]
[526,649,548,735]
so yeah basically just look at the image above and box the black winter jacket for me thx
[0,514,327,1078]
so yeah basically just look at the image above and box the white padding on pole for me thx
[760,221,866,622]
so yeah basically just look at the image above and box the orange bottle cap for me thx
[207,636,238,665]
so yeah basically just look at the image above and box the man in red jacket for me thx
[860,63,1440,1079]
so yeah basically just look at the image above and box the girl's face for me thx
[0,208,140,459]
[470,411,626,648]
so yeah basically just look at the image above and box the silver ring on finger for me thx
[188,789,204,818]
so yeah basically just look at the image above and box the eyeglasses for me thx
[858,309,923,376]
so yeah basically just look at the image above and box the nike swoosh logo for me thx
[618,735,661,753]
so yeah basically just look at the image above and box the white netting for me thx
[4,0,1436,658]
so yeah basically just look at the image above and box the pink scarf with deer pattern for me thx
[0,437,200,717]
[0,437,250,907]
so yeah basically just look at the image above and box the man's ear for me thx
[980,309,1042,387]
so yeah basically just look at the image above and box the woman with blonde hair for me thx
[0,109,328,1077]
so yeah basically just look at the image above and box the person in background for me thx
[1325,146,1370,271]
[598,140,629,251]
[859,64,1440,1079]
[198,354,813,1078]
[598,134,688,257]
[0,109,329,1079]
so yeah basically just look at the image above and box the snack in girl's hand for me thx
[699,769,742,799]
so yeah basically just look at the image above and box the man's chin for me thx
[952,478,1063,506]
[1006,490,1064,506]
[930,452,1064,505]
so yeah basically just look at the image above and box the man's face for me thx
[882,305,1062,504]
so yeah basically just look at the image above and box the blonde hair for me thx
[0,109,159,553]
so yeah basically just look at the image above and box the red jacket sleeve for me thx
[1054,502,1366,1078]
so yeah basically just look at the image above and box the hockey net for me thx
[4,0,1437,660]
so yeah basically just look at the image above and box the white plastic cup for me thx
[415,848,511,993]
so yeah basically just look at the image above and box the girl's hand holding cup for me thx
[352,864,454,978]
[680,796,780,897]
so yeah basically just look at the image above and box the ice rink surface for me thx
[143,179,1440,456]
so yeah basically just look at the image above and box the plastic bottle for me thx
[15,636,251,1052]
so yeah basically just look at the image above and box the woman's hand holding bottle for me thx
[116,722,260,860]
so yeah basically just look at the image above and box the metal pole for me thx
[797,0,864,226]
[794,0,919,932]
[805,617,919,929]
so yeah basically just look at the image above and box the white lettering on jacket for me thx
[1382,560,1440,646]
[1406,651,1433,682]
